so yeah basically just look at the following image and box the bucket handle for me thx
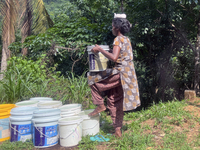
[82,122,99,130]
[32,121,51,138]
[60,122,81,140]
[9,118,23,135]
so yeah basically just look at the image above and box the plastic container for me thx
[58,116,83,147]
[33,109,61,118]
[60,104,82,118]
[9,107,38,142]
[32,109,61,148]
[30,97,53,101]
[60,110,81,118]
[78,109,100,136]
[0,110,10,142]
[15,100,39,107]
[37,101,62,109]
[59,104,82,112]
[10,107,38,116]
[87,45,109,72]
[0,104,15,112]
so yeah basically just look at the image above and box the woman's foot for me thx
[114,129,122,138]
[88,104,106,117]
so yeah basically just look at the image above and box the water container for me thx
[30,97,53,101]
[87,45,109,72]
[10,107,38,142]
[15,100,39,107]
[37,101,62,109]
[78,109,100,136]
[58,116,83,147]
[0,110,11,142]
[32,109,61,148]
[59,104,82,118]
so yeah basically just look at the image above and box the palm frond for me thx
[31,0,53,34]
[0,0,19,57]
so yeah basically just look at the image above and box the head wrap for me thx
[114,13,126,19]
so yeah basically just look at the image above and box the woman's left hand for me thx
[91,44,101,54]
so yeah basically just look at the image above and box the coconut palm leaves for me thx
[0,0,53,77]
[31,0,53,34]
[0,0,19,77]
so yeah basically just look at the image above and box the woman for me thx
[87,13,140,137]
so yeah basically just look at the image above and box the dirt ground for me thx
[1,97,200,150]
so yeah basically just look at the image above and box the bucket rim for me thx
[58,116,83,125]
[79,109,99,119]
[32,115,60,123]
[59,104,82,112]
[15,100,39,106]
[9,115,32,121]
[11,107,38,115]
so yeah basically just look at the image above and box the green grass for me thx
[0,140,34,150]
[78,99,200,150]
[1,99,199,150]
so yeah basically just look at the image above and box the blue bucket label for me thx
[10,123,32,142]
[89,54,95,70]
[33,124,58,147]
[0,118,10,139]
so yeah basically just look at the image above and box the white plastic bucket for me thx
[78,109,100,136]
[60,109,81,118]
[32,110,61,148]
[37,101,62,109]
[58,116,83,147]
[15,100,39,107]
[30,97,53,101]
[59,104,82,112]
[10,107,38,116]
[9,107,38,142]
[87,45,109,72]
[33,109,61,118]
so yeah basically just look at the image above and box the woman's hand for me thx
[91,44,101,54]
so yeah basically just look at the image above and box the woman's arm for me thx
[91,44,120,62]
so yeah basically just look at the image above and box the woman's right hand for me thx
[91,44,101,54]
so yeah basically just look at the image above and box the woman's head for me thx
[112,18,131,35]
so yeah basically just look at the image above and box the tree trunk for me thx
[120,0,124,13]
[0,0,17,79]
[194,19,200,93]
[0,47,10,80]
[21,0,32,56]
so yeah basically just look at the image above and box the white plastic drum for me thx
[58,116,83,147]
[87,45,109,72]
[78,109,100,136]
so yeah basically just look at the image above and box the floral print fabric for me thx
[87,35,140,111]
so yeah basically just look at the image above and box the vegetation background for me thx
[0,0,200,109]
[1,1,200,150]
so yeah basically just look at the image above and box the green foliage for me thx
[63,71,92,108]
[6,0,200,108]
[6,55,47,81]
[0,140,34,150]
[0,55,56,103]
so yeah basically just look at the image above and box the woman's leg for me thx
[107,84,124,137]
[89,74,121,116]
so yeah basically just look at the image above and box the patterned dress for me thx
[87,35,140,111]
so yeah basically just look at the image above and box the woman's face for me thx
[112,23,118,36]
